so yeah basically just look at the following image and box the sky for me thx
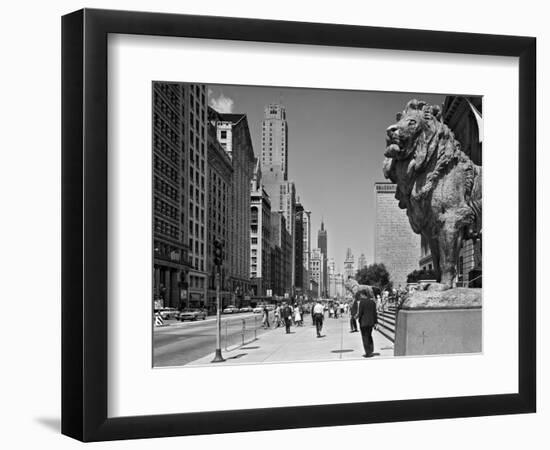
[207,84,446,272]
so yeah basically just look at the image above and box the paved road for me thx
[153,312,273,367]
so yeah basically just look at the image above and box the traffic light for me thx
[213,239,223,267]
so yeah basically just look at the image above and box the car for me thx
[158,307,179,320]
[253,305,265,314]
[239,306,252,313]
[178,308,207,321]
[222,305,239,314]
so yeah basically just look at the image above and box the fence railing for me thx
[221,312,274,351]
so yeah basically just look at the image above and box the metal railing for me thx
[221,312,274,351]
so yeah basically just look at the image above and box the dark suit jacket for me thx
[356,296,378,328]
[282,306,292,319]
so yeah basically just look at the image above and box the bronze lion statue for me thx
[383,99,482,289]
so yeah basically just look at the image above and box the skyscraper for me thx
[153,82,208,309]
[358,253,367,271]
[260,103,296,290]
[317,221,328,297]
[374,182,421,287]
[250,159,272,297]
[261,104,288,182]
[344,248,356,280]
[212,110,256,304]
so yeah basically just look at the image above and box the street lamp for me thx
[211,239,225,363]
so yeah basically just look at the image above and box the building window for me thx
[220,130,227,139]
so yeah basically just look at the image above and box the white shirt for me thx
[313,303,324,314]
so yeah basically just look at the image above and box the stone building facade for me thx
[344,247,356,281]
[294,201,308,295]
[152,82,209,309]
[270,212,292,297]
[250,159,272,296]
[374,182,421,288]
[317,221,328,297]
[206,122,233,311]
[213,111,256,304]
[310,248,323,299]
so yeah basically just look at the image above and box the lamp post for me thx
[211,239,225,363]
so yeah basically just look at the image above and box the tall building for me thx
[260,103,296,291]
[271,212,292,296]
[374,182,421,288]
[250,159,272,297]
[344,248,356,280]
[310,248,323,299]
[328,258,336,298]
[260,104,288,182]
[334,273,345,298]
[213,111,256,305]
[302,209,312,287]
[153,82,208,309]
[206,120,233,311]
[317,221,328,297]
[357,253,367,271]
[294,201,309,296]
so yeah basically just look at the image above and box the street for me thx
[153,311,394,367]
[153,312,273,367]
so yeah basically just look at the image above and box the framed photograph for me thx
[62,8,536,442]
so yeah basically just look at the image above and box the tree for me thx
[406,268,438,283]
[356,263,392,292]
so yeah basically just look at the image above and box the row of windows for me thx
[189,184,205,206]
[154,177,178,203]
[189,220,205,240]
[189,203,205,222]
[154,197,178,221]
[156,83,180,108]
[154,94,179,130]
[153,133,179,166]
[154,155,179,185]
[153,113,179,146]
[154,218,179,240]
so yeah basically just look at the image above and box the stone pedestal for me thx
[394,288,482,356]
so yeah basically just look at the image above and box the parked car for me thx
[222,305,239,314]
[158,307,179,320]
[253,305,265,314]
[178,308,207,321]
[239,306,252,313]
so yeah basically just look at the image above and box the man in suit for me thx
[355,290,378,357]
[349,297,359,332]
[281,302,292,334]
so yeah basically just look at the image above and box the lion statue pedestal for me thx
[394,287,482,356]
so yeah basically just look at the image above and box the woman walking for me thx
[294,304,302,327]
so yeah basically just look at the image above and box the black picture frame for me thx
[62,8,536,442]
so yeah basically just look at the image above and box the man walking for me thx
[281,302,292,334]
[356,291,378,357]
[312,301,324,338]
[349,297,359,333]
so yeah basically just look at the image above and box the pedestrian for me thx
[312,300,324,338]
[349,296,359,333]
[294,304,302,326]
[356,290,378,357]
[273,304,281,328]
[262,305,270,329]
[281,302,292,334]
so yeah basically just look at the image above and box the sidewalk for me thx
[188,313,394,366]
